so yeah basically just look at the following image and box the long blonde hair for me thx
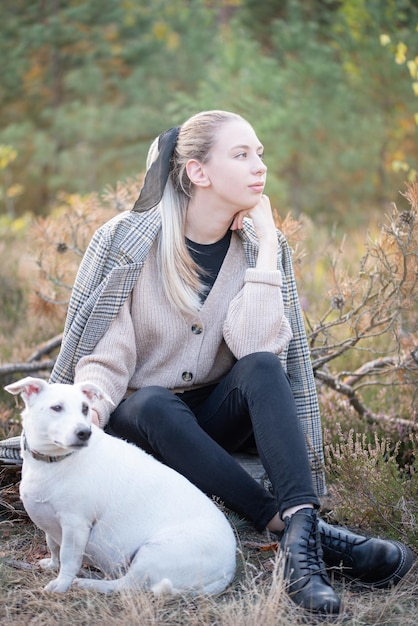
[151,110,244,315]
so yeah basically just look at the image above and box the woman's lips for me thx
[249,183,265,192]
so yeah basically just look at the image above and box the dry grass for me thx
[0,504,417,626]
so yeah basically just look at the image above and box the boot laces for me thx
[296,517,326,576]
[321,526,364,557]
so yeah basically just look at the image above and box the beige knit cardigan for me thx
[74,233,293,423]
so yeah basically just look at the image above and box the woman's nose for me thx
[253,156,267,174]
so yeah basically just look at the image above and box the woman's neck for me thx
[185,196,233,244]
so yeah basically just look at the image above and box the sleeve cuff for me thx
[244,268,283,287]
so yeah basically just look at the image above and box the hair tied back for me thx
[132,126,181,212]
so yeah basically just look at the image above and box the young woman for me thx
[51,110,413,614]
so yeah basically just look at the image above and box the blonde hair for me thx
[150,110,244,315]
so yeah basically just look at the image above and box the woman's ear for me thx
[186,159,210,188]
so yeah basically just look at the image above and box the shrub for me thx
[324,426,417,548]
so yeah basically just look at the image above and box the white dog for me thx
[5,377,236,595]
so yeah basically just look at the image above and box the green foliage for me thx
[0,145,23,218]
[0,0,417,227]
[0,0,222,213]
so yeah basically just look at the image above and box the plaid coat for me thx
[50,208,326,495]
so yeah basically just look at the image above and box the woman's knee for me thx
[129,385,175,415]
[108,386,188,446]
[235,352,285,380]
[110,386,175,428]
[231,353,292,402]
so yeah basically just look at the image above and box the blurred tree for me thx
[174,0,418,225]
[0,0,220,213]
[238,0,342,48]
[0,145,23,218]
[0,0,416,227]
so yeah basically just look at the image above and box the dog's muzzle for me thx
[75,428,92,444]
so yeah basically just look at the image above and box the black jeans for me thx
[106,352,320,532]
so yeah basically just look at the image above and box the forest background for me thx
[1,0,418,224]
[0,2,417,624]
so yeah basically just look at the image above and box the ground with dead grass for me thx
[0,491,416,626]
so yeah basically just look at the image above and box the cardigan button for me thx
[191,323,203,335]
[182,371,193,382]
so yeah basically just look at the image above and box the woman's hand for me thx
[231,195,278,269]
[91,408,100,427]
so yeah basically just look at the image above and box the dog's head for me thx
[5,377,111,456]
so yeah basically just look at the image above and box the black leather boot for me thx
[318,518,415,588]
[281,508,341,615]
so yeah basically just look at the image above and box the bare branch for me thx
[305,192,417,423]
[27,334,63,362]
[0,360,55,380]
[315,368,417,430]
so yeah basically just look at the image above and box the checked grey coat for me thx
[50,208,326,496]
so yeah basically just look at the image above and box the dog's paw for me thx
[39,557,58,571]
[44,577,72,593]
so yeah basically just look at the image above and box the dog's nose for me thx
[76,428,92,442]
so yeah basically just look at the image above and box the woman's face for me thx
[200,119,267,212]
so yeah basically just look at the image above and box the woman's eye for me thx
[258,153,265,161]
[235,152,246,159]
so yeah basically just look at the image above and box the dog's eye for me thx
[82,403,89,416]
[51,405,63,412]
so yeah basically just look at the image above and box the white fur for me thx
[5,377,236,595]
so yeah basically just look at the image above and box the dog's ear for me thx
[78,382,114,406]
[4,377,48,405]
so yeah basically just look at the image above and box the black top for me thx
[186,230,232,302]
